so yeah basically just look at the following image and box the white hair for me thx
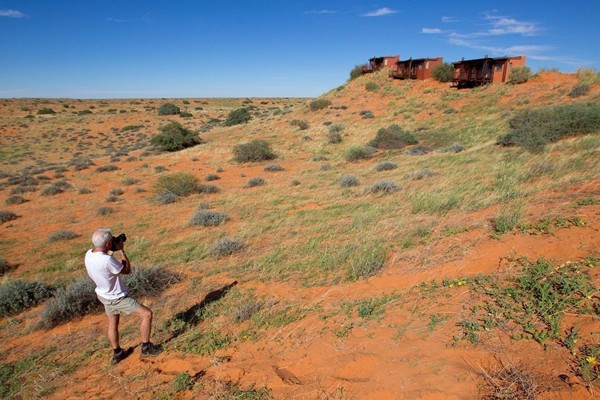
[92,228,112,247]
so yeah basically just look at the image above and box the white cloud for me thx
[0,9,27,18]
[442,16,458,23]
[422,28,443,34]
[362,8,398,17]
[482,12,540,36]
[305,9,337,14]
[448,32,552,56]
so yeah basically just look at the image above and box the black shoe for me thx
[112,349,127,365]
[141,342,163,358]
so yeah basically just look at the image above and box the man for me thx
[85,228,162,364]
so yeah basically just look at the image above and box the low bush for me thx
[196,184,220,194]
[0,280,53,316]
[441,144,465,153]
[122,178,140,186]
[344,146,375,162]
[497,103,600,152]
[154,172,199,196]
[78,188,92,194]
[349,64,367,80]
[327,132,342,144]
[37,108,55,115]
[190,210,229,227]
[320,163,332,170]
[373,161,397,171]
[405,168,436,180]
[172,372,194,392]
[365,180,400,194]
[212,237,244,258]
[151,121,201,152]
[360,110,374,119]
[233,140,276,163]
[508,66,531,84]
[155,192,178,204]
[97,207,113,216]
[5,195,26,205]
[110,188,124,196]
[48,231,78,242]
[329,124,343,133]
[290,120,309,130]
[39,266,179,328]
[569,83,590,98]
[157,103,181,115]
[41,185,64,196]
[0,211,18,224]
[340,175,360,187]
[180,111,193,118]
[369,125,418,149]
[205,174,220,181]
[121,125,143,132]
[96,164,119,173]
[0,258,16,275]
[291,179,300,186]
[224,108,251,126]
[365,82,379,92]
[264,164,284,172]
[244,177,266,188]
[404,145,433,155]
[432,63,453,82]
[309,98,332,111]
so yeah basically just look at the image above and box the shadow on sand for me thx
[162,280,238,344]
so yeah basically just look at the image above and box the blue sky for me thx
[1,1,598,98]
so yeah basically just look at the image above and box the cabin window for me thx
[425,62,430,69]
[495,64,503,72]
[384,59,388,66]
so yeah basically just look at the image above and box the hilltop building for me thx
[452,56,526,88]
[362,55,400,74]
[390,57,443,80]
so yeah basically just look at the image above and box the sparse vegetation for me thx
[190,210,229,226]
[373,161,397,171]
[233,140,276,163]
[290,119,309,130]
[369,124,418,149]
[224,108,252,126]
[0,280,53,316]
[569,83,590,98]
[5,195,26,205]
[154,172,199,197]
[508,66,531,84]
[264,164,284,172]
[340,175,360,187]
[309,98,331,111]
[244,177,266,188]
[344,145,375,162]
[151,121,201,152]
[365,180,400,194]
[0,211,18,224]
[349,64,366,80]
[432,63,453,82]
[48,230,78,242]
[498,103,600,151]
[365,81,378,92]
[212,237,244,258]
[157,103,181,115]
[37,108,56,115]
[97,207,113,216]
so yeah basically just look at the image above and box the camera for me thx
[110,233,127,252]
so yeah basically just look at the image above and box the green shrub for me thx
[190,210,229,227]
[172,372,194,392]
[155,192,178,204]
[5,195,26,205]
[212,237,244,258]
[244,177,266,188]
[508,66,531,84]
[151,121,201,152]
[327,132,342,144]
[97,207,113,216]
[154,172,199,196]
[349,64,367,80]
[0,211,18,224]
[373,161,397,171]
[344,146,375,162]
[233,140,276,163]
[365,180,400,194]
[157,103,181,115]
[340,175,360,187]
[96,164,119,172]
[432,63,453,82]
[365,81,379,92]
[48,231,78,242]
[39,266,179,328]
[264,164,284,172]
[569,83,590,98]
[492,209,521,235]
[369,124,418,149]
[498,103,600,152]
[180,111,193,118]
[37,108,55,115]
[224,108,252,126]
[0,280,53,316]
[309,99,331,111]
[290,119,309,130]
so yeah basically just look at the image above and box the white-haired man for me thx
[85,228,162,364]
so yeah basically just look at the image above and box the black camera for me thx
[110,233,127,251]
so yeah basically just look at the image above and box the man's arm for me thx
[120,249,131,275]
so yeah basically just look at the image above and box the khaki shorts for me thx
[97,295,139,316]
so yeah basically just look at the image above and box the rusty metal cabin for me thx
[452,56,526,88]
[362,55,400,74]
[390,57,443,80]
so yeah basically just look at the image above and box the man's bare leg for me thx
[107,314,120,350]
[133,304,152,343]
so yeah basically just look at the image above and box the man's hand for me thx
[120,248,132,275]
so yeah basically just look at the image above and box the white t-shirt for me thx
[85,249,128,300]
